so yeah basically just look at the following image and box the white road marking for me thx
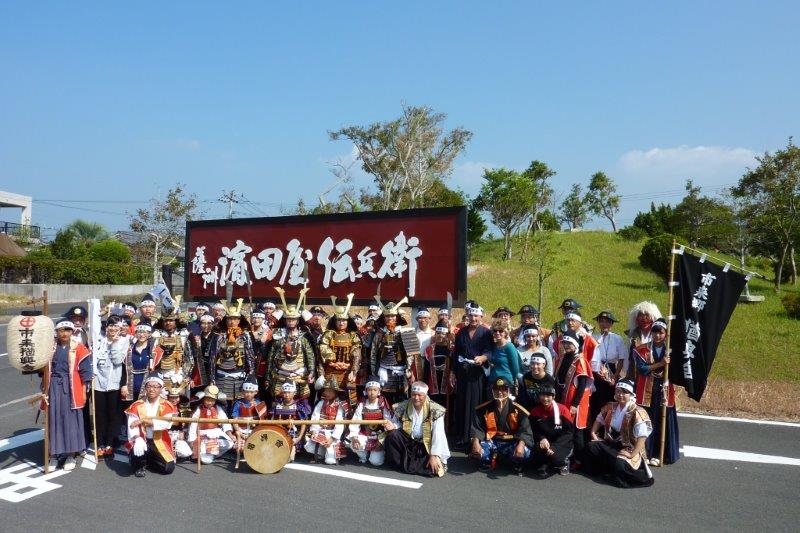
[681,446,800,466]
[0,352,7,358]
[0,429,44,453]
[283,463,423,489]
[678,412,800,428]
[0,393,41,410]
[80,452,97,470]
[0,459,69,503]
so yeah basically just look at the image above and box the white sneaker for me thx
[324,457,337,465]
[48,458,59,471]
[63,457,77,471]
[649,458,661,467]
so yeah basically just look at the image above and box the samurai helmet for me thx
[373,295,408,317]
[330,293,355,320]
[274,286,307,320]
[222,297,244,317]
[160,295,183,320]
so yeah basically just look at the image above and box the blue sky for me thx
[1,1,797,238]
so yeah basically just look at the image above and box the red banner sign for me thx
[184,207,467,306]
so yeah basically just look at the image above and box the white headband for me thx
[523,328,539,337]
[281,382,297,392]
[200,315,215,323]
[368,305,379,311]
[530,355,546,364]
[55,320,75,330]
[416,310,431,318]
[365,380,381,390]
[135,324,152,332]
[242,382,259,392]
[616,381,635,394]
[435,326,449,334]
[144,374,164,387]
[565,313,582,321]
[561,335,580,347]
[438,308,449,315]
[251,311,265,318]
[410,383,429,394]
[468,307,484,316]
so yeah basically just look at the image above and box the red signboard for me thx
[184,207,467,306]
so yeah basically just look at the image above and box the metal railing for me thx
[0,221,41,239]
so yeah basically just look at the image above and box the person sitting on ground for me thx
[517,355,556,411]
[383,381,450,477]
[125,373,177,478]
[188,384,235,465]
[529,384,574,477]
[164,379,193,461]
[304,377,347,465]
[585,379,654,487]
[470,377,533,475]
[348,377,394,466]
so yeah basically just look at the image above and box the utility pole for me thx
[219,190,239,219]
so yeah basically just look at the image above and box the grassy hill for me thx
[468,231,799,418]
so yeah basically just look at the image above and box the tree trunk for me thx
[609,216,617,233]
[776,243,788,292]
[503,231,512,261]
[740,246,751,297]
[791,245,797,285]
[521,217,534,261]
[538,272,545,311]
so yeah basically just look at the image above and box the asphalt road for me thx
[1,304,799,532]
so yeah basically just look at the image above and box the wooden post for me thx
[42,290,50,474]
[659,240,678,466]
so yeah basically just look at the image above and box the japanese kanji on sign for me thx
[184,207,468,305]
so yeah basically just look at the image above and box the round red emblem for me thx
[20,317,36,328]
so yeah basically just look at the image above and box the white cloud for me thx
[616,145,756,188]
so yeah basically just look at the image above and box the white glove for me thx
[133,437,147,457]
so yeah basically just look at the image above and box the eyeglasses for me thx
[492,329,505,334]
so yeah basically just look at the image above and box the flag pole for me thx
[659,239,678,466]
[42,290,50,473]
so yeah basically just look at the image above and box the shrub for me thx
[618,226,646,241]
[783,292,800,319]
[89,239,131,263]
[639,233,679,280]
[0,256,148,284]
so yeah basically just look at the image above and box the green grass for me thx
[468,231,799,384]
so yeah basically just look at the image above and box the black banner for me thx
[669,251,747,401]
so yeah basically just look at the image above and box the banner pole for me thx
[659,239,678,466]
[42,290,50,473]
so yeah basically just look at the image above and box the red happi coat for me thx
[634,343,676,408]
[125,398,177,462]
[43,340,92,410]
[554,354,593,429]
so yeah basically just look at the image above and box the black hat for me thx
[558,298,582,310]
[64,305,88,319]
[464,299,479,310]
[492,377,510,389]
[517,304,539,316]
[123,302,138,311]
[539,385,556,397]
[594,310,618,323]
[195,301,210,310]
[492,306,515,318]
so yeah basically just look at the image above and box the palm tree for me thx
[64,219,109,245]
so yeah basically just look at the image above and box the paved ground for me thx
[1,304,799,532]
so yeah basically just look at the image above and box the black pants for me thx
[572,428,588,463]
[584,440,653,487]
[531,432,573,469]
[590,378,615,423]
[383,430,432,476]
[129,439,176,474]
[95,390,121,449]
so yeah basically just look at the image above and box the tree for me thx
[474,168,536,260]
[585,171,621,232]
[632,202,677,237]
[64,219,109,245]
[519,160,556,259]
[733,139,800,291]
[558,183,590,230]
[129,183,200,283]
[525,230,563,311]
[89,239,131,263]
[670,179,735,249]
[330,105,473,210]
[50,228,87,260]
